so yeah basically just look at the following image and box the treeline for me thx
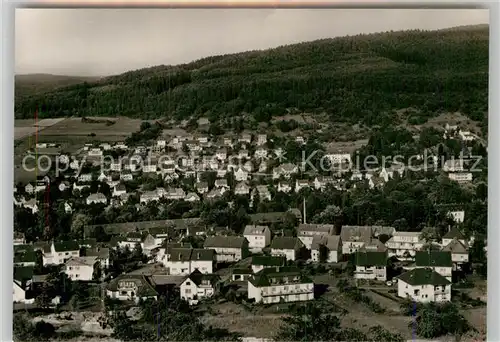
[15,27,488,126]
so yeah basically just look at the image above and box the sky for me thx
[15,8,489,77]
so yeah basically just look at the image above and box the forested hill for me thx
[15,25,489,127]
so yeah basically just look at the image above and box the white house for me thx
[442,239,469,267]
[235,182,251,196]
[203,236,250,263]
[340,226,373,254]
[234,167,249,182]
[354,251,388,281]
[256,134,267,146]
[106,274,158,303]
[254,147,268,159]
[270,237,303,261]
[64,256,99,281]
[386,232,426,260]
[397,268,452,303]
[247,266,314,304]
[297,224,335,250]
[43,241,81,266]
[443,159,464,172]
[441,227,468,247]
[448,172,473,183]
[251,255,286,274]
[216,148,228,161]
[13,266,35,304]
[140,190,160,203]
[325,153,351,165]
[86,193,107,205]
[64,201,72,214]
[458,130,475,142]
[272,163,299,180]
[185,192,201,202]
[165,188,186,200]
[78,173,93,182]
[447,210,465,224]
[180,270,219,305]
[164,248,215,275]
[310,235,342,263]
[22,198,39,214]
[243,225,272,252]
[251,185,272,202]
[313,176,334,191]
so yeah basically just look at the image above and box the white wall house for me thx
[397,268,452,303]
[204,236,250,263]
[42,241,81,266]
[234,167,249,182]
[64,256,99,281]
[441,227,468,248]
[13,266,35,304]
[247,266,314,304]
[272,163,299,180]
[297,224,335,250]
[86,193,107,205]
[180,270,219,305]
[448,172,473,183]
[243,225,272,252]
[163,248,215,275]
[106,274,158,303]
[270,237,303,261]
[442,239,469,267]
[386,232,425,260]
[277,182,292,193]
[310,235,342,263]
[340,226,373,255]
[447,211,465,223]
[354,251,387,281]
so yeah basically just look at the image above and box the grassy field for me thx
[13,117,142,183]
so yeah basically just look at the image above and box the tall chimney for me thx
[303,197,306,224]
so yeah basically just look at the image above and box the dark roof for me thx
[79,238,97,247]
[13,266,34,283]
[185,269,219,287]
[354,251,387,267]
[33,241,51,253]
[169,248,214,262]
[251,255,286,267]
[442,239,468,254]
[86,247,110,259]
[162,241,193,251]
[270,236,301,250]
[14,250,37,264]
[397,268,451,286]
[149,226,172,236]
[340,226,373,243]
[298,224,334,235]
[204,236,248,249]
[415,251,452,267]
[443,227,466,240]
[54,240,80,252]
[310,235,341,251]
[232,268,253,275]
[106,274,158,297]
[249,266,312,287]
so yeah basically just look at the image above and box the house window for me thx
[185,289,191,294]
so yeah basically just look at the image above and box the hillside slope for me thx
[14,26,489,127]
[15,74,101,98]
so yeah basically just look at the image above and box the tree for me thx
[71,213,90,239]
[412,302,472,339]
[369,326,405,342]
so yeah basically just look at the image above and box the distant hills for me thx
[14,25,489,128]
[15,74,101,97]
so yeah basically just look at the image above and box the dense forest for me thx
[15,25,489,127]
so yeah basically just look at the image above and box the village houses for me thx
[270,237,304,261]
[203,236,250,263]
[396,268,452,303]
[243,225,272,252]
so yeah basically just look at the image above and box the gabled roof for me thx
[354,251,387,267]
[13,266,34,283]
[106,274,158,297]
[311,235,341,251]
[184,269,219,287]
[270,236,302,250]
[251,255,286,267]
[249,266,312,287]
[14,250,37,264]
[85,247,110,259]
[442,239,468,254]
[232,267,253,275]
[442,227,466,240]
[243,225,269,236]
[54,240,80,252]
[298,224,334,235]
[340,226,372,243]
[204,236,248,249]
[415,251,452,267]
[397,268,451,286]
[65,256,98,267]
[169,248,215,262]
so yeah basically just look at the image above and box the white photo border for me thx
[1,1,498,341]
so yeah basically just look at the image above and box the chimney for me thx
[303,197,307,224]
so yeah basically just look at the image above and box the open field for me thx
[37,117,141,141]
